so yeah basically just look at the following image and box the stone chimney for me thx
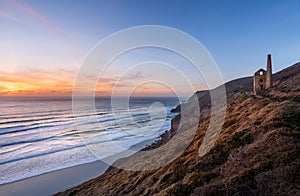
[266,54,272,88]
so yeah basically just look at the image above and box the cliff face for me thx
[57,63,300,196]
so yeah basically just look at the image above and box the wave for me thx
[0,97,179,185]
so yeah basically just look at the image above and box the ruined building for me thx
[253,54,273,95]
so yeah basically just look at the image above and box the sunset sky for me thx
[1,0,300,96]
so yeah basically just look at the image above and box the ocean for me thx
[0,96,180,185]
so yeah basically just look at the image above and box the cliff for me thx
[56,62,300,196]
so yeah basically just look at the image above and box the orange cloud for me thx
[0,70,119,96]
[0,69,69,96]
[0,68,189,97]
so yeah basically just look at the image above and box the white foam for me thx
[0,98,179,185]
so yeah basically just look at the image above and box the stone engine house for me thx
[253,54,273,95]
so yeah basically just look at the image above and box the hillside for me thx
[56,62,300,196]
[172,62,300,113]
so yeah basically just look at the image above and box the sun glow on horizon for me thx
[0,69,201,97]
[0,0,299,99]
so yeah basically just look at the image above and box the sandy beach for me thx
[0,160,109,196]
[0,137,157,196]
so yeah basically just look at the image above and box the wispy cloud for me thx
[11,0,61,34]
[0,69,119,96]
[0,10,21,23]
[118,71,148,81]
[0,70,72,95]
[0,0,63,35]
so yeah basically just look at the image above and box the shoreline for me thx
[54,113,182,195]
[0,137,160,196]
[0,160,109,196]
[0,101,180,195]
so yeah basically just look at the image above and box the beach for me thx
[0,160,108,196]
[1,1,299,195]
[0,97,178,195]
[0,137,158,195]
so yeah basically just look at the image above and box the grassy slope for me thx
[57,63,300,196]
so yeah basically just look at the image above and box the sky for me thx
[0,0,300,96]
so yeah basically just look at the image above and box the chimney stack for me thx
[266,54,272,88]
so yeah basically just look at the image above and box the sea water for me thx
[0,97,179,185]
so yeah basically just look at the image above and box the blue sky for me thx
[0,0,300,96]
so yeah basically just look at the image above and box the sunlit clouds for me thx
[0,69,74,96]
[0,0,84,96]
[1,1,299,96]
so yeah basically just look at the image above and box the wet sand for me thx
[0,138,157,196]
[0,160,109,196]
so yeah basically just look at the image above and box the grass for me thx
[230,161,274,189]
[57,81,300,196]
[165,169,220,195]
